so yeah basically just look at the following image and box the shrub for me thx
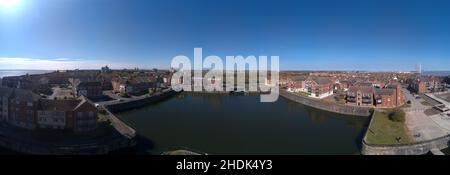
[388,109,405,122]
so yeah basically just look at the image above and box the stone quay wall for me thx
[106,89,178,113]
[0,128,136,155]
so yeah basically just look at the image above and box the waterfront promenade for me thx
[280,90,372,117]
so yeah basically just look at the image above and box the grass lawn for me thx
[295,91,309,97]
[365,109,412,145]
[98,112,111,124]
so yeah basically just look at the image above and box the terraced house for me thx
[38,97,98,132]
[287,76,334,99]
[0,87,14,122]
[347,85,375,107]
[303,77,333,99]
[74,81,103,99]
[8,88,41,129]
[0,87,98,132]
[346,83,404,108]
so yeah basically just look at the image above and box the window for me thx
[88,111,94,119]
[77,112,83,119]
[27,102,33,107]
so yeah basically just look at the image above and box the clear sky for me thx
[1,0,449,71]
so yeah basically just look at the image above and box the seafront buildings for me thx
[283,71,429,108]
[346,83,405,108]
[0,87,99,132]
[0,68,171,132]
[286,76,334,99]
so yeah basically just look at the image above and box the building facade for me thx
[346,83,404,108]
[1,87,98,132]
[75,81,103,99]
[8,89,41,129]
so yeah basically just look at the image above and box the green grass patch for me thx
[98,113,110,123]
[295,91,309,97]
[365,109,411,145]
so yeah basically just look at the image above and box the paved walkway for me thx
[403,89,449,142]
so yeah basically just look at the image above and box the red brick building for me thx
[75,81,103,99]
[346,85,374,107]
[286,76,333,99]
[374,89,396,108]
[37,97,98,132]
[411,80,427,94]
[346,83,404,108]
[8,89,41,129]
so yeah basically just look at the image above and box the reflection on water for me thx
[117,93,370,155]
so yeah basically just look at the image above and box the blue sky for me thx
[1,0,449,71]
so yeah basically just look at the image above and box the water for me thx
[117,93,370,155]
[422,71,450,77]
[0,70,53,78]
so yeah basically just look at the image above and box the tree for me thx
[388,109,405,122]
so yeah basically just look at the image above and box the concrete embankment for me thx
[279,90,371,117]
[105,90,178,113]
[361,135,450,155]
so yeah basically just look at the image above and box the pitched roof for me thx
[348,85,374,94]
[290,76,307,82]
[11,88,41,102]
[0,87,14,97]
[39,99,81,111]
[77,81,102,87]
[355,82,373,87]
[385,83,400,89]
[311,77,331,84]
[375,89,395,96]
[38,96,95,111]
[73,96,94,111]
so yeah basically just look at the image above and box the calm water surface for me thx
[0,70,52,78]
[117,93,370,155]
